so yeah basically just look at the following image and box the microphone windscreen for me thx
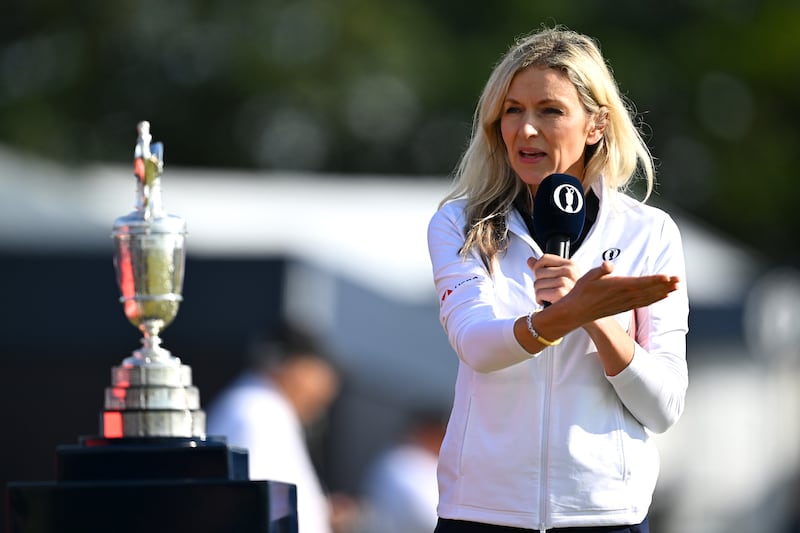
[532,173,586,244]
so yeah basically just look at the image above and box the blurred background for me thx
[2,0,800,532]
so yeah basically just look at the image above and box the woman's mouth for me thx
[519,148,545,162]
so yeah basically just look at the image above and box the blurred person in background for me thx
[206,320,346,533]
[427,26,688,532]
[359,409,447,533]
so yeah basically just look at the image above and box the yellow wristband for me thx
[526,310,563,346]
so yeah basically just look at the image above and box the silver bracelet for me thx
[526,310,563,347]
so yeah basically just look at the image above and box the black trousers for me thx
[434,517,649,533]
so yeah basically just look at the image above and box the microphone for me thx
[532,173,586,307]
[532,173,586,258]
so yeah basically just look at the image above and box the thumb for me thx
[584,260,614,281]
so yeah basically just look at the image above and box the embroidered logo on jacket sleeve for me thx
[440,276,479,303]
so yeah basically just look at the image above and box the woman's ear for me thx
[587,106,608,146]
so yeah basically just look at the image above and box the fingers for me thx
[564,271,681,322]
[528,255,578,275]
[527,254,568,269]
[529,255,580,306]
[598,275,680,312]
[528,254,680,318]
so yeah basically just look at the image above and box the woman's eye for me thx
[504,106,522,114]
[542,107,564,115]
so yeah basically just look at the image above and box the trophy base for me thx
[8,479,297,533]
[113,363,192,387]
[101,408,206,438]
[105,385,201,410]
[104,362,206,438]
[61,435,247,481]
[7,435,299,533]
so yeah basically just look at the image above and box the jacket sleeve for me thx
[427,205,533,373]
[607,213,689,433]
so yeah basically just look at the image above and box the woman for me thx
[427,26,688,532]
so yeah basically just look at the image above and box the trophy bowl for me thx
[113,213,186,366]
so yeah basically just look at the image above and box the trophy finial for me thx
[133,121,165,217]
[134,121,152,178]
[137,121,151,147]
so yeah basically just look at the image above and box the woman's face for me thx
[499,66,602,196]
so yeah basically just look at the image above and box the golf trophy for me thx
[104,120,204,438]
[5,122,299,533]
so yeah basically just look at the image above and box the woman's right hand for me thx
[527,254,581,307]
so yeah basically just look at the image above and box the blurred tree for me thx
[0,0,798,262]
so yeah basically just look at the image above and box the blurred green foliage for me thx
[1,0,798,263]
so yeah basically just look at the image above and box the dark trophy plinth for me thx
[7,437,297,533]
[6,123,298,533]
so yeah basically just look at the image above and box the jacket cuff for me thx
[507,316,541,359]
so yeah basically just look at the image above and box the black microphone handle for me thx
[544,235,571,258]
[541,235,571,308]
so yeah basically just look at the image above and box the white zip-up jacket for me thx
[427,180,689,531]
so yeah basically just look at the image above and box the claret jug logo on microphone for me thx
[532,174,586,260]
[553,183,583,214]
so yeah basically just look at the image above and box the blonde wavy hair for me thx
[441,26,654,265]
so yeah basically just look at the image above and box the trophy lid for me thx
[112,211,186,236]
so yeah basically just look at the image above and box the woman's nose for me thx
[522,119,538,137]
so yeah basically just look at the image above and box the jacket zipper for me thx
[538,345,555,532]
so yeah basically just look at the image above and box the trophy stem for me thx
[123,338,177,368]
